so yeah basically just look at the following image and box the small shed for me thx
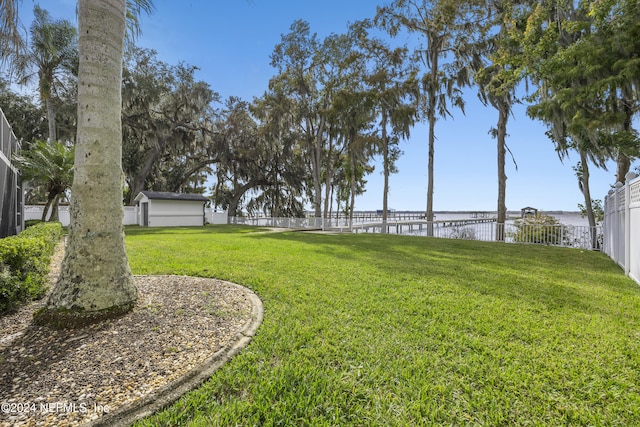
[134,191,209,227]
[521,206,538,218]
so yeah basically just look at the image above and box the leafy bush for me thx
[578,199,604,224]
[20,221,63,254]
[0,222,63,313]
[449,225,477,240]
[510,213,570,245]
[24,219,42,229]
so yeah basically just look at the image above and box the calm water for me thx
[432,211,591,227]
[362,211,592,227]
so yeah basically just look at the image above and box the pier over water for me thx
[328,217,497,234]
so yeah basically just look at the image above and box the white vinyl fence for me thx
[352,221,601,249]
[229,215,602,250]
[25,205,140,226]
[229,216,324,229]
[207,210,228,225]
[25,206,228,227]
[603,172,640,285]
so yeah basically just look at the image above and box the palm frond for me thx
[125,0,156,46]
[0,0,27,69]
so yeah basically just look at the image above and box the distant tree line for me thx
[3,1,639,234]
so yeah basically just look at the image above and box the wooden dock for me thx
[326,218,497,234]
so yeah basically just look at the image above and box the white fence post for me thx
[610,184,621,266]
[603,172,639,286]
[605,188,615,259]
[627,173,640,284]
[625,173,633,276]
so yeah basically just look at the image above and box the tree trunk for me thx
[323,136,334,219]
[128,139,165,205]
[426,109,435,236]
[39,0,136,326]
[579,150,597,249]
[496,105,508,241]
[41,193,54,222]
[311,144,322,218]
[49,193,60,222]
[617,151,631,184]
[213,168,225,211]
[41,189,62,222]
[616,101,633,183]
[45,96,56,143]
[306,114,324,218]
[425,50,438,237]
[227,179,268,217]
[349,150,356,231]
[381,112,389,234]
[329,181,335,220]
[170,159,217,192]
[307,98,329,219]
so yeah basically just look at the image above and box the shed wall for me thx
[147,199,204,227]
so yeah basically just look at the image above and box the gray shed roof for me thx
[136,191,209,202]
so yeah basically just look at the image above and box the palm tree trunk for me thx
[49,193,60,222]
[45,96,57,143]
[40,205,49,222]
[40,0,137,325]
[41,193,54,222]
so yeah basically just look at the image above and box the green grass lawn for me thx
[127,225,640,426]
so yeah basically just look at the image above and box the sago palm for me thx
[12,139,74,222]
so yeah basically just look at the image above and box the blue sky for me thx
[16,0,639,212]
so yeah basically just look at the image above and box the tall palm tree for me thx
[43,0,153,326]
[14,5,77,143]
[2,0,154,326]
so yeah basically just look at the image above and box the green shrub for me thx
[20,221,63,253]
[24,219,42,229]
[510,213,570,245]
[0,222,63,313]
